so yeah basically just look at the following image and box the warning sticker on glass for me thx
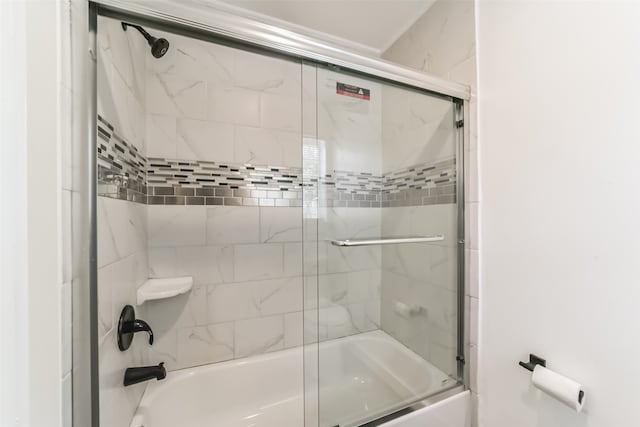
[336,82,370,100]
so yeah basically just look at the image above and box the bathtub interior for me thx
[132,331,458,427]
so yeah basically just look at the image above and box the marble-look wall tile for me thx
[234,126,301,168]
[233,243,284,282]
[99,327,149,427]
[148,245,234,286]
[146,113,177,159]
[145,284,208,331]
[284,311,303,348]
[234,315,285,358]
[176,323,234,368]
[382,0,476,88]
[176,118,235,162]
[381,85,456,172]
[147,205,207,247]
[146,70,208,120]
[379,205,458,376]
[382,0,478,390]
[144,27,302,172]
[284,242,303,277]
[260,207,302,242]
[207,277,302,323]
[97,16,147,153]
[316,68,382,174]
[98,197,147,268]
[147,329,178,370]
[206,206,260,245]
[233,49,300,97]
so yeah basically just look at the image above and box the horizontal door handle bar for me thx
[330,235,445,247]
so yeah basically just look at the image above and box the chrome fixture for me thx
[331,235,445,247]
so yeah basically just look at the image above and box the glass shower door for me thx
[303,64,463,427]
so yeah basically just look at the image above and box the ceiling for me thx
[219,0,436,55]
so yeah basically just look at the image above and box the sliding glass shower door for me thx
[303,65,463,427]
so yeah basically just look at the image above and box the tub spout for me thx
[124,362,166,387]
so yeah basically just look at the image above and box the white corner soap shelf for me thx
[137,276,193,305]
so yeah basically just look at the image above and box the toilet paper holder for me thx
[519,353,546,372]
[519,353,585,407]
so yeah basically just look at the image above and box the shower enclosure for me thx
[84,2,469,426]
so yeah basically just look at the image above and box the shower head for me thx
[121,22,169,59]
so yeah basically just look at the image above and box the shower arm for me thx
[121,22,154,45]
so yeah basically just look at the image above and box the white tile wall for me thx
[235,315,285,358]
[176,323,234,367]
[97,17,147,152]
[147,205,207,247]
[206,206,260,244]
[145,203,304,370]
[138,29,313,374]
[96,15,150,427]
[316,68,383,174]
[145,29,302,167]
[383,0,479,418]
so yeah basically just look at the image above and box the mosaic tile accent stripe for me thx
[97,115,147,203]
[146,158,304,207]
[382,158,457,207]
[97,116,456,207]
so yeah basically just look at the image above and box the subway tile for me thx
[206,197,224,205]
[186,196,204,205]
[175,187,194,196]
[223,197,242,206]
[196,188,214,197]
[164,196,186,205]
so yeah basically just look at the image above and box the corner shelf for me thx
[137,276,193,305]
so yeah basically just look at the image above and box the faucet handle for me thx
[117,305,155,351]
[126,319,154,345]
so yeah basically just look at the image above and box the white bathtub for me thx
[130,330,464,427]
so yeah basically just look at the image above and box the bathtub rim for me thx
[131,330,465,427]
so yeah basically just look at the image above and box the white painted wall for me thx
[0,0,29,425]
[0,0,71,426]
[477,1,640,426]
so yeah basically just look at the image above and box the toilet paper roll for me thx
[532,365,585,412]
